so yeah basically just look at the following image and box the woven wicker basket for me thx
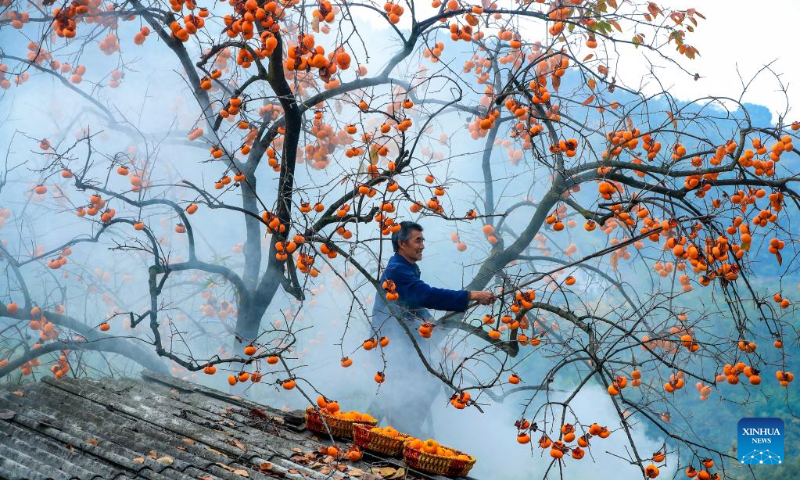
[352,423,410,457]
[304,407,378,439]
[403,441,476,478]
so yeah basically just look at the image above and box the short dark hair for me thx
[392,221,423,252]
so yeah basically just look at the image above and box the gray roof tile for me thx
[0,371,471,480]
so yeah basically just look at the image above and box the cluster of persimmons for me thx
[516,420,610,462]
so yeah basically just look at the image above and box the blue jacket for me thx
[372,253,469,328]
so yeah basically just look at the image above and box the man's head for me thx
[392,221,424,263]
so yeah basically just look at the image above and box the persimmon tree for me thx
[1,0,799,477]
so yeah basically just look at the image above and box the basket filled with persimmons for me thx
[305,396,378,439]
[352,423,411,458]
[402,437,476,478]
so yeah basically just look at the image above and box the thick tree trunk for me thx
[241,175,262,292]
[234,305,262,345]
[232,31,303,346]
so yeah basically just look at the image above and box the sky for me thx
[624,0,800,124]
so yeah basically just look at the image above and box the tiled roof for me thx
[0,371,467,480]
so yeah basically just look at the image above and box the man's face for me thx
[399,229,425,262]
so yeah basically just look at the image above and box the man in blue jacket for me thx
[368,221,493,435]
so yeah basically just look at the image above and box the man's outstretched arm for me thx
[389,267,493,312]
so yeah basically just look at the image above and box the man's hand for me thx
[469,290,495,305]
